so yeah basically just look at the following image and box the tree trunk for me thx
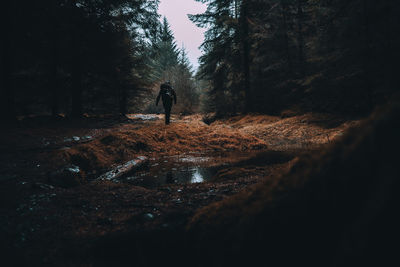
[70,2,83,118]
[1,2,16,122]
[363,0,373,110]
[234,0,239,19]
[119,86,128,115]
[50,1,59,117]
[281,1,293,73]
[240,1,252,113]
[296,0,305,74]
[70,47,83,118]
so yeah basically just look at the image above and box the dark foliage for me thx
[1,0,159,119]
[191,0,400,116]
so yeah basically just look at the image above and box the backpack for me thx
[164,88,173,98]
[161,84,174,104]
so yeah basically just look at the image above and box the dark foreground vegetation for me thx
[1,0,400,266]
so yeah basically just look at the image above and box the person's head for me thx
[165,80,171,85]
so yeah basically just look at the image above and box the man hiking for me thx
[156,81,177,125]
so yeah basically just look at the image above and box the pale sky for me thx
[158,0,208,71]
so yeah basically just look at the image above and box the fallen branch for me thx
[95,156,148,182]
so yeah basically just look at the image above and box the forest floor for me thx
[0,112,360,265]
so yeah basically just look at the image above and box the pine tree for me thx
[190,0,244,115]
[157,17,180,74]
[1,2,16,122]
[2,0,160,118]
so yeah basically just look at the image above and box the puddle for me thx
[115,153,228,188]
[119,154,219,188]
[131,114,159,121]
[123,166,218,188]
[114,151,266,188]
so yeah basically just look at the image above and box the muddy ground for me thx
[0,113,359,265]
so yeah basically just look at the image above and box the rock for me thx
[143,213,154,220]
[48,165,85,188]
[32,183,55,190]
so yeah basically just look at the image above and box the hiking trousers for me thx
[164,103,172,125]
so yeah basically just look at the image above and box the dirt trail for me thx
[1,113,359,265]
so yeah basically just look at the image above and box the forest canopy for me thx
[1,0,399,121]
[191,0,400,116]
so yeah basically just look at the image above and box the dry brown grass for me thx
[215,113,359,150]
[51,119,268,174]
[186,103,400,267]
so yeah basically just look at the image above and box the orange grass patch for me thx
[52,120,268,172]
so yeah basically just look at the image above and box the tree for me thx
[173,47,199,114]
[190,0,245,116]
[147,17,180,80]
[192,0,400,116]
[2,0,160,118]
[240,0,251,112]
[1,2,15,122]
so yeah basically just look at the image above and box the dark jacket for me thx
[156,83,177,107]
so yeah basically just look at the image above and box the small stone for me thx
[144,213,154,220]
[48,165,84,188]
[33,183,55,190]
[66,165,80,173]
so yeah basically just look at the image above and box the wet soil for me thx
[0,113,359,265]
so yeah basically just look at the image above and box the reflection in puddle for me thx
[122,164,216,188]
[191,169,204,183]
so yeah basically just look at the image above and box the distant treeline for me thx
[191,0,400,116]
